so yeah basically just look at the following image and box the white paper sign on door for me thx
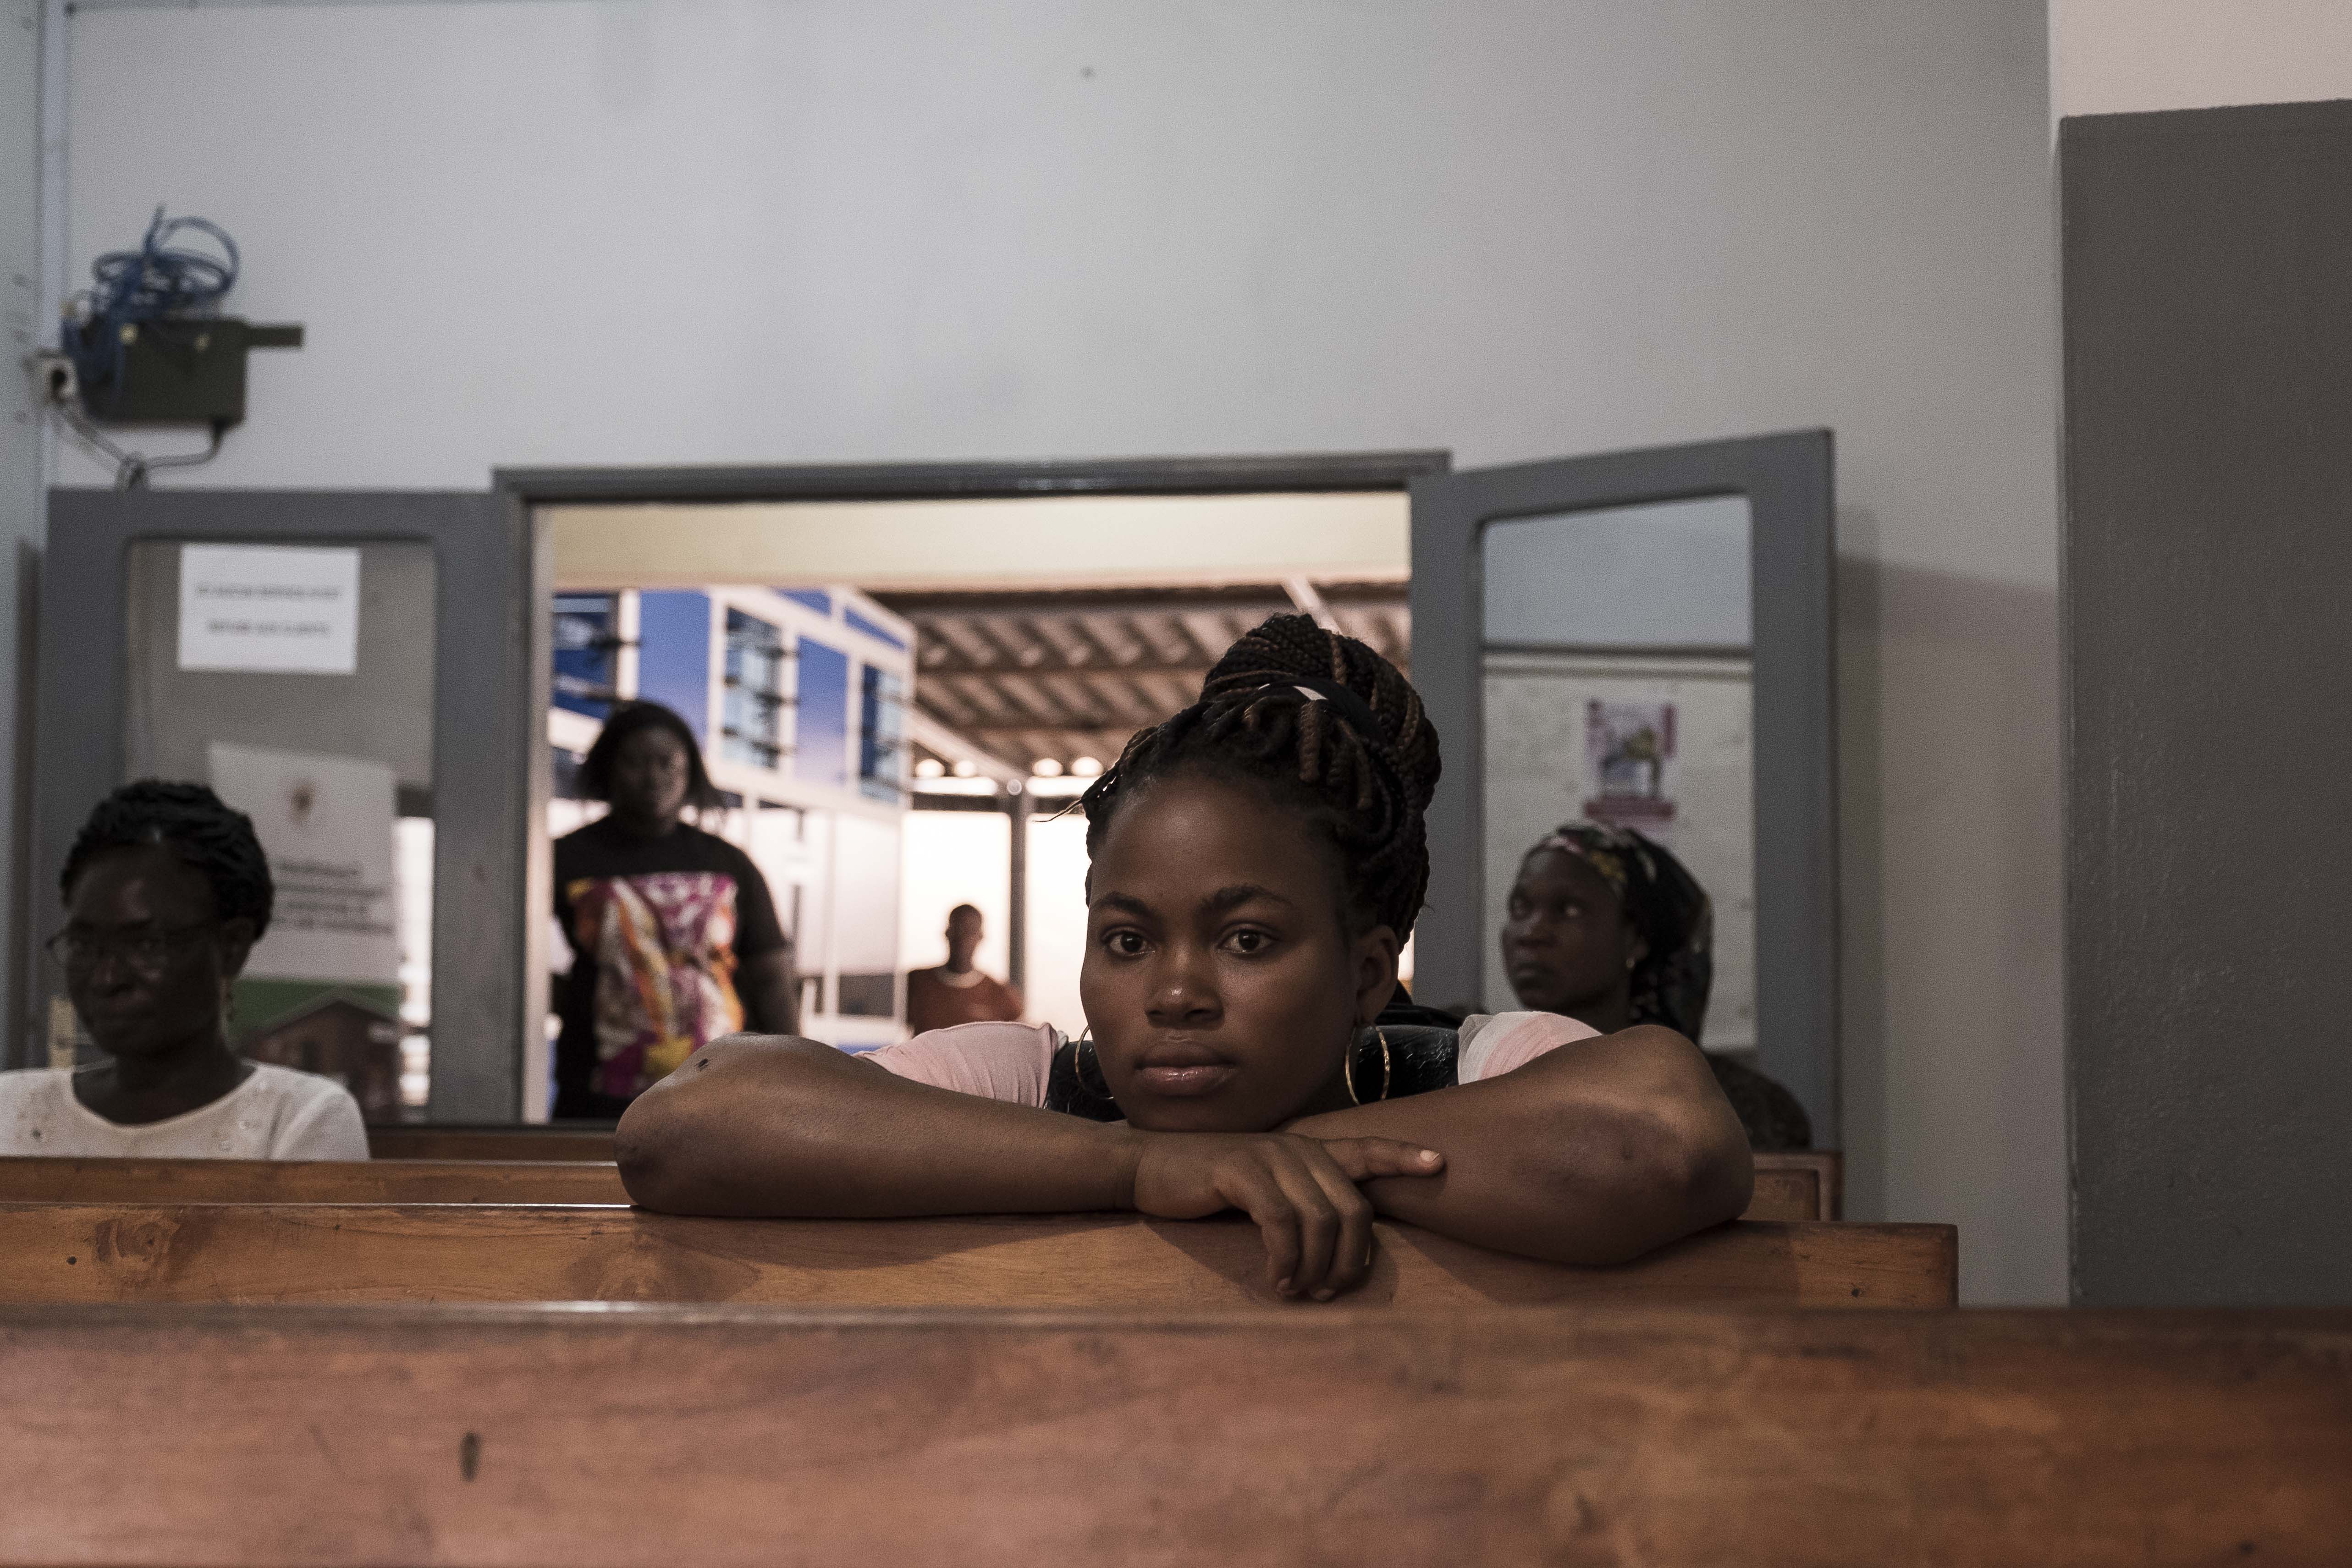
[178,544,360,674]
[209,742,400,987]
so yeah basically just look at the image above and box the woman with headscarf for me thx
[1500,821,1811,1150]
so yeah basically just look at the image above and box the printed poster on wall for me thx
[208,742,399,988]
[1583,699,1678,833]
[178,544,360,674]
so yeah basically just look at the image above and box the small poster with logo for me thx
[1583,699,1677,833]
[207,743,408,1118]
[209,742,400,986]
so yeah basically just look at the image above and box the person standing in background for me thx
[553,702,797,1120]
[904,903,1023,1035]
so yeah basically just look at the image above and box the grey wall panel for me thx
[0,0,47,1065]
[2062,98,2352,1305]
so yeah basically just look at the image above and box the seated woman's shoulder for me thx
[244,1062,372,1160]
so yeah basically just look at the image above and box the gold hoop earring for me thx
[1347,1028,1393,1105]
[1076,1032,1109,1099]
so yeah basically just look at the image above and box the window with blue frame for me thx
[551,594,621,718]
[859,665,906,803]
[722,610,788,770]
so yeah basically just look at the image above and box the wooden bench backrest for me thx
[2,1301,2343,1566]
[0,1153,1841,1219]
[364,1139,1842,1224]
[0,1157,629,1205]
[371,1131,1845,1215]
[0,1205,1951,1308]
[371,1127,617,1161]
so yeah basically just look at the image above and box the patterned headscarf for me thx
[1526,821,1714,1042]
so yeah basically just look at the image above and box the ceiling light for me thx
[1070,756,1102,777]
[952,759,976,778]
[1032,759,1064,777]
[914,758,945,779]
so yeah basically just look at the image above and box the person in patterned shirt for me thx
[552,703,796,1120]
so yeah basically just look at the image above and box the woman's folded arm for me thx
[1284,1024,1753,1265]
[615,1034,1140,1218]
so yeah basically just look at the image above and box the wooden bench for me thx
[1,1301,2343,1566]
[369,1126,617,1161]
[0,1204,1950,1308]
[372,1131,1847,1214]
[1754,1150,1841,1219]
[0,1154,1842,1220]
[0,1157,629,1205]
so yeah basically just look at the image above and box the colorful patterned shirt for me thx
[552,816,786,1112]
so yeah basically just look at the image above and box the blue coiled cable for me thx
[66,205,240,412]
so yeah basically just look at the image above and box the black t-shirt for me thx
[551,816,787,1117]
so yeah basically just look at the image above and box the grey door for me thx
[1410,432,1837,1142]
[26,489,539,1122]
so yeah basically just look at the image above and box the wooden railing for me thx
[0,1151,1845,1220]
[369,1130,1844,1216]
[0,1205,1951,1308]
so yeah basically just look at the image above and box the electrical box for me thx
[67,316,304,427]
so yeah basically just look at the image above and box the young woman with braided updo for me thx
[619,616,1751,1298]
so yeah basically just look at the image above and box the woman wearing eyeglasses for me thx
[0,781,368,1159]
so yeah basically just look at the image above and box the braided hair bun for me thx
[1079,613,1441,938]
[62,779,275,938]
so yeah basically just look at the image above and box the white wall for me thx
[2054,0,2352,119]
[52,0,2063,1300]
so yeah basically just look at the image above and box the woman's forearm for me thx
[1285,1026,1753,1265]
[617,1034,1141,1217]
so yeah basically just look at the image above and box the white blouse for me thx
[0,1062,370,1159]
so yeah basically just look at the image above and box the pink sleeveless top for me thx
[861,1011,1601,1106]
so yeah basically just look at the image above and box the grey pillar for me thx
[2063,99,2352,1305]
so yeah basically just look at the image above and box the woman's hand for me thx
[1125,1132,1445,1301]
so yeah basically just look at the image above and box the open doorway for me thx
[517,458,1435,1118]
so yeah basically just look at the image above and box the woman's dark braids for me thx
[61,780,275,937]
[1079,613,1442,938]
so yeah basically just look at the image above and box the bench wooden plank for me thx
[1,1302,2342,1567]
[0,1155,1834,1220]
[0,1157,630,1205]
[0,1205,1952,1308]
[372,1129,1845,1207]
[1751,1152,1839,1220]
[367,1131,1845,1219]
[370,1127,617,1161]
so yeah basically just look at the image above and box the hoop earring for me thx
[1346,1028,1393,1105]
[1076,1032,1112,1103]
